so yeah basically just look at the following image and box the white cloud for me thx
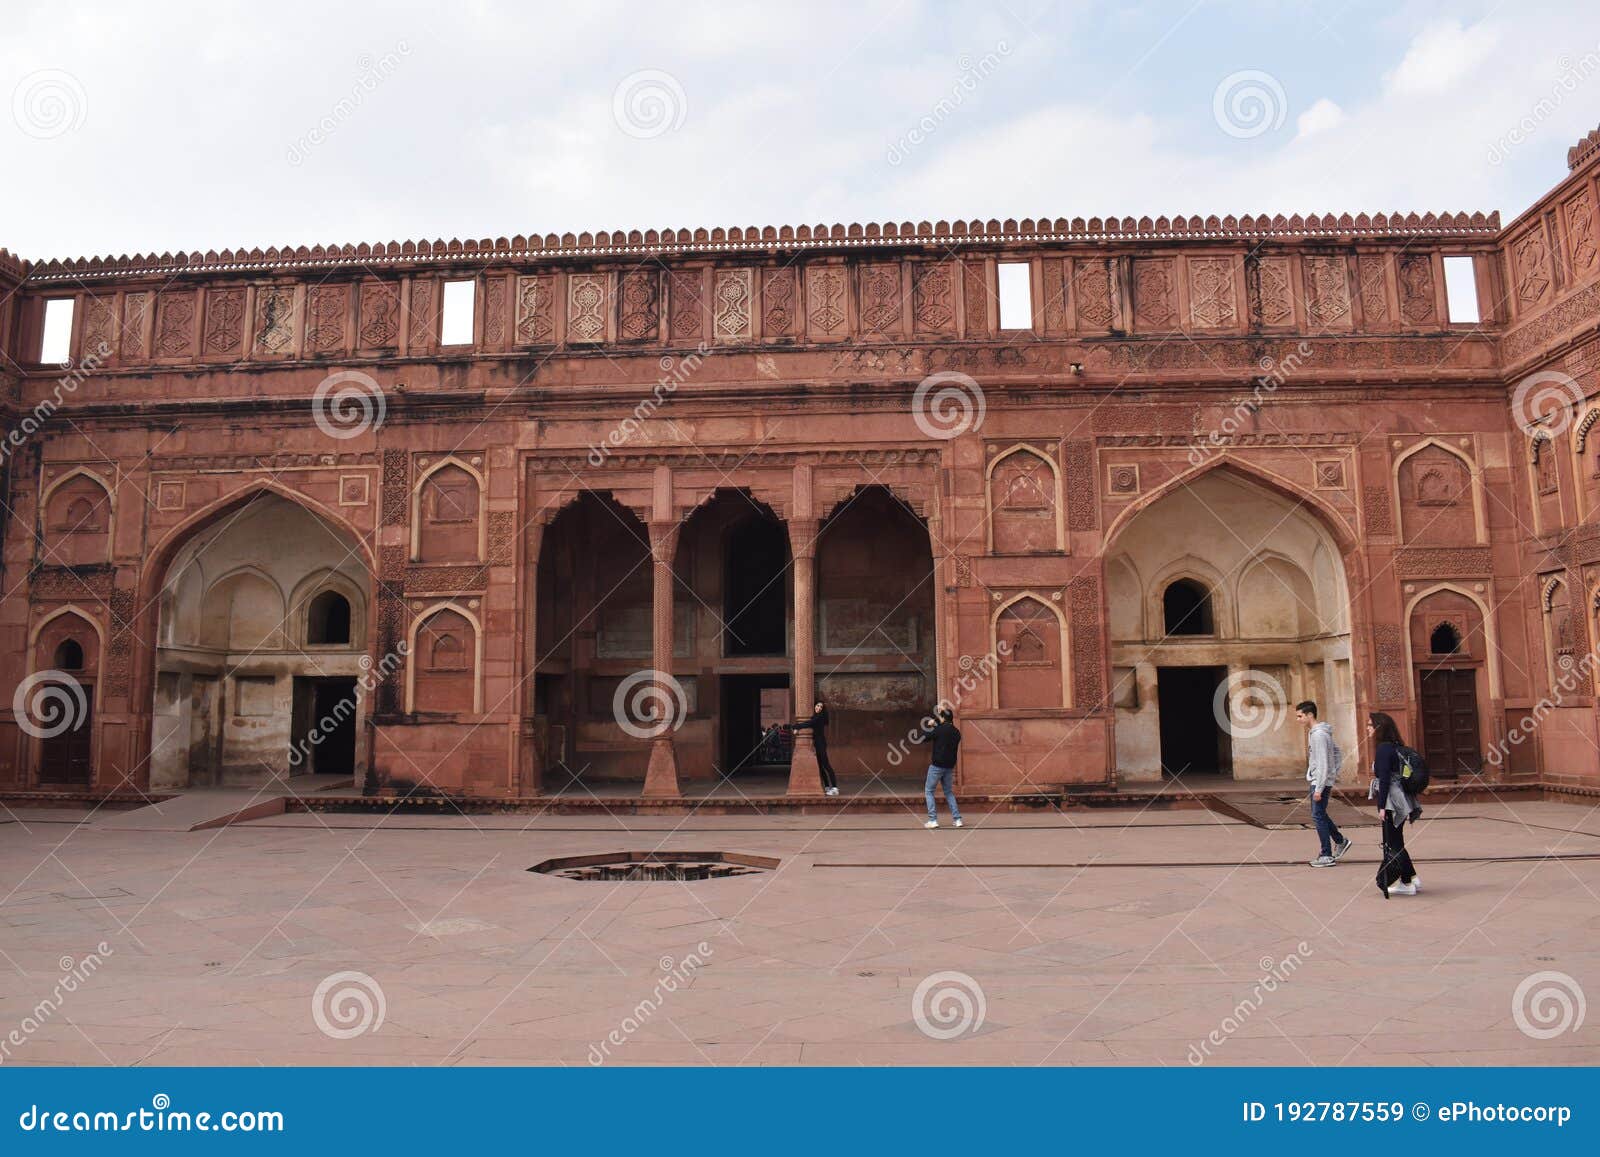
[1386,19,1500,96]
[1295,98,1345,140]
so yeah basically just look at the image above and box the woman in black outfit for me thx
[1368,712,1420,898]
[792,701,838,795]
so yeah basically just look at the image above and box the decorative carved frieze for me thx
[1393,547,1492,576]
[1069,575,1103,706]
[381,448,410,528]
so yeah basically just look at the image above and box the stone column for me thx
[928,515,950,709]
[519,518,546,796]
[786,515,821,795]
[642,467,682,798]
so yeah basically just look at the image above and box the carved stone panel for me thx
[1070,576,1104,706]
[712,268,753,342]
[304,284,349,354]
[962,259,989,336]
[515,274,556,345]
[358,280,401,349]
[121,292,149,359]
[858,262,902,335]
[1397,254,1437,325]
[567,273,608,343]
[1187,256,1237,329]
[1074,260,1116,331]
[482,276,506,347]
[1041,258,1070,333]
[806,264,848,339]
[203,287,246,357]
[1513,226,1554,310]
[155,290,197,359]
[762,267,801,338]
[254,285,297,355]
[1131,258,1176,330]
[1303,254,1352,328]
[1566,189,1598,277]
[79,294,118,359]
[669,269,705,342]
[1249,255,1295,327]
[408,278,435,352]
[911,262,955,335]
[1357,254,1390,327]
[618,268,660,342]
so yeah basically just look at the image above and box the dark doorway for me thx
[720,675,790,773]
[291,676,358,775]
[38,681,93,785]
[1156,665,1231,778]
[1419,668,1480,776]
[723,518,789,656]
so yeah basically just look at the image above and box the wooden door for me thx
[1419,668,1480,776]
[38,685,93,785]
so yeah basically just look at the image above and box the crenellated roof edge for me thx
[20,210,1501,283]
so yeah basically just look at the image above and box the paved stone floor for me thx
[1,795,1597,1066]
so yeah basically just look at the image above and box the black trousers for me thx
[1377,813,1417,890]
[815,746,837,790]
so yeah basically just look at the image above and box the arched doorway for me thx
[674,490,791,778]
[533,491,655,791]
[1107,468,1355,782]
[149,493,372,788]
[814,486,937,777]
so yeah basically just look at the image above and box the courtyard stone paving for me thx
[1,795,1597,1066]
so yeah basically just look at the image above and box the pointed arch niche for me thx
[985,444,1064,553]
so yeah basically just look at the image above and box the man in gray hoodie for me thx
[1297,700,1350,867]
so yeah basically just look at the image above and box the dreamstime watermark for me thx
[286,643,408,769]
[311,971,386,1039]
[885,41,1011,166]
[0,943,113,1065]
[587,343,711,465]
[1188,944,1311,1064]
[12,69,87,140]
[1509,369,1585,438]
[1186,341,1313,466]
[1487,42,1600,166]
[612,69,687,139]
[1213,69,1286,139]
[912,370,986,439]
[588,944,713,1065]
[1213,669,1289,740]
[287,42,411,166]
[1488,647,1600,767]
[312,369,387,440]
[886,642,1010,768]
[12,670,89,740]
[912,970,986,1040]
[3,341,112,465]
[1511,970,1586,1040]
[613,669,688,739]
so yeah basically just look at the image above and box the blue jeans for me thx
[1310,785,1343,857]
[925,765,961,822]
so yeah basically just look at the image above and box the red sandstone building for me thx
[3,128,1600,803]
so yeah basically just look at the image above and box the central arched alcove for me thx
[151,493,371,788]
[1106,468,1354,781]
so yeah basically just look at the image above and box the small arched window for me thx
[306,590,352,646]
[53,638,85,670]
[1163,579,1214,636]
[1430,622,1461,655]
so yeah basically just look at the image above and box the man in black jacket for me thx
[791,700,838,795]
[918,708,963,828]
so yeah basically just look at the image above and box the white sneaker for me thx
[953,818,964,828]
[1389,881,1418,896]
[825,787,838,796]
[924,819,939,829]
[1409,878,1421,893]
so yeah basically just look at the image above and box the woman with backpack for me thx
[1367,712,1422,898]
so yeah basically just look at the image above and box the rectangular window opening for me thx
[440,279,477,346]
[997,262,1033,330]
[1443,256,1479,325]
[40,298,75,364]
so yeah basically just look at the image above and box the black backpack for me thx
[1395,745,1431,795]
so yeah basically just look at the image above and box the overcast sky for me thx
[4,0,1599,260]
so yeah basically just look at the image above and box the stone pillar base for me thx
[642,736,681,797]
[787,731,821,796]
